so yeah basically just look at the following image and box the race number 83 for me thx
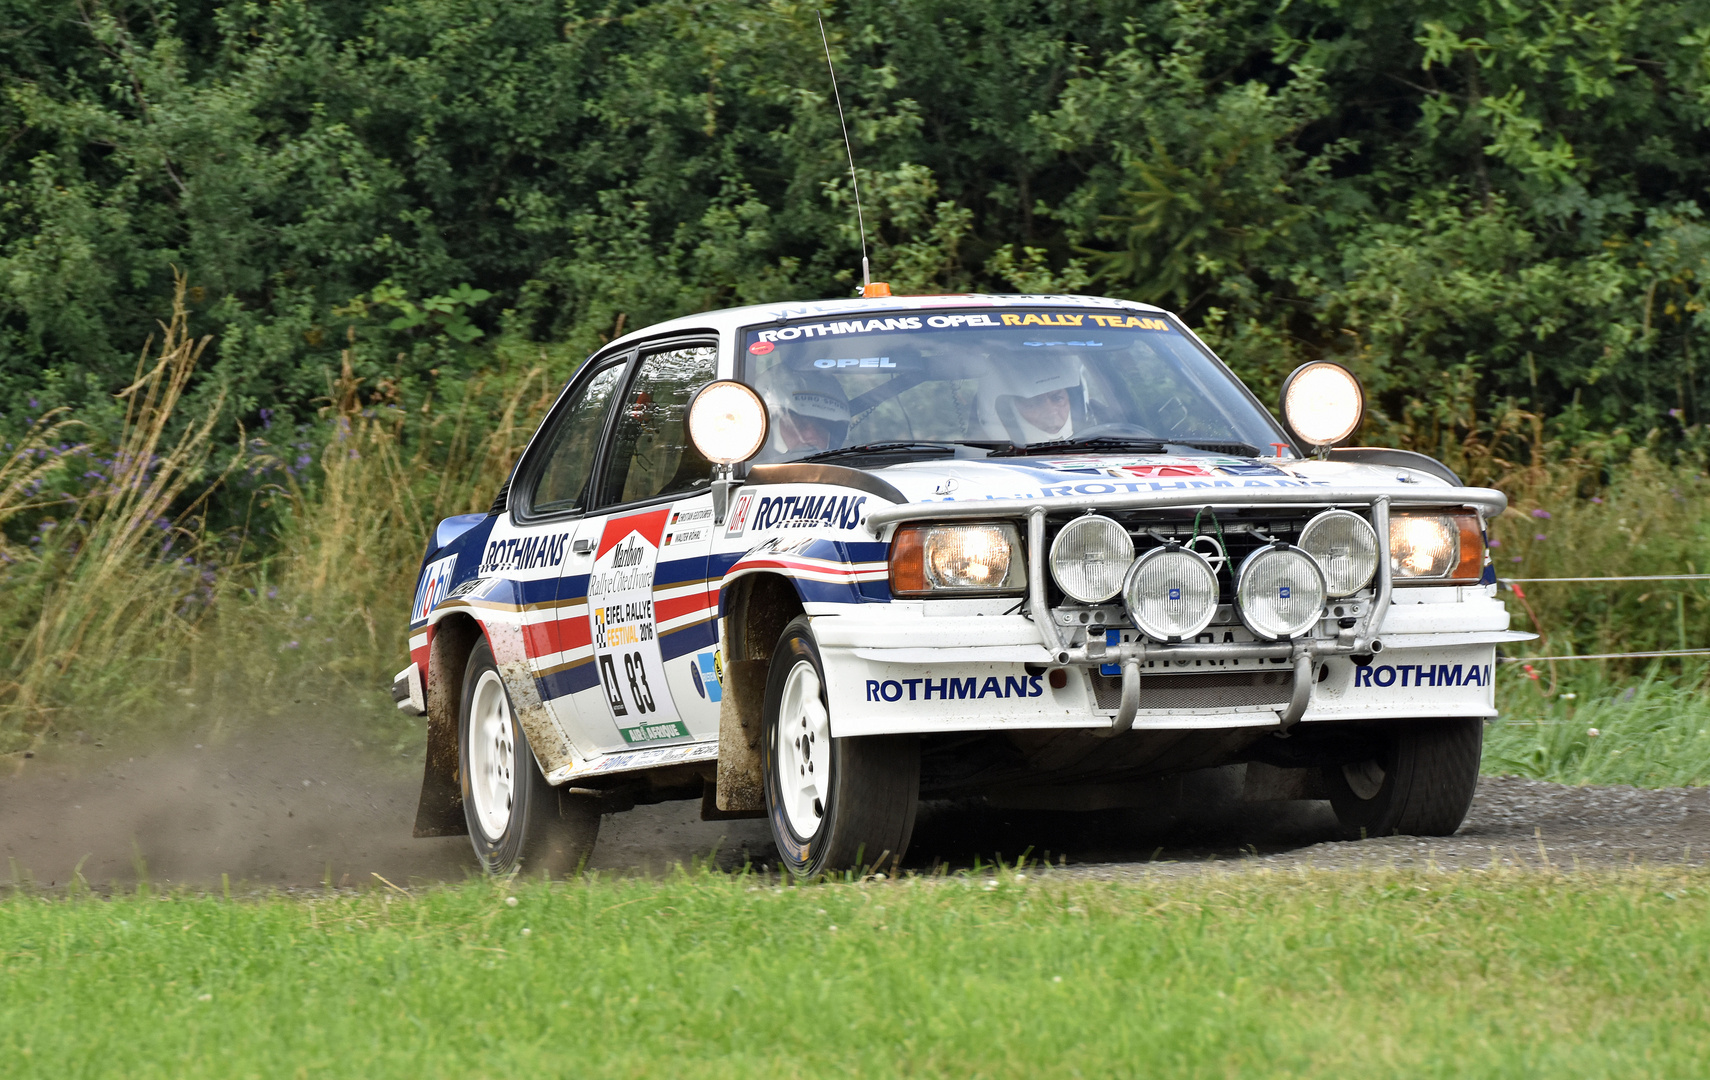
[599,651,656,716]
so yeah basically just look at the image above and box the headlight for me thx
[889,523,1025,596]
[1049,514,1134,604]
[1389,512,1483,583]
[1123,546,1219,642]
[1298,510,1379,597]
[1235,545,1327,640]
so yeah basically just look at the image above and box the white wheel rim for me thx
[468,670,516,841]
[776,659,831,839]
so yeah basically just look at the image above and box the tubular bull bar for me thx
[864,484,1510,737]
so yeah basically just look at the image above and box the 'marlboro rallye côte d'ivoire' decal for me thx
[587,508,690,745]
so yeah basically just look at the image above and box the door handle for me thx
[572,538,595,556]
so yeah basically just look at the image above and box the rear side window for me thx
[597,345,718,507]
[526,362,625,515]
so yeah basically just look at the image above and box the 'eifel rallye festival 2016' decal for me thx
[587,508,689,745]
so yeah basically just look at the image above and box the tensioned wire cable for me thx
[1500,574,1710,583]
[1486,573,1710,661]
[1497,649,1710,662]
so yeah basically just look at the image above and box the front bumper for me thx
[819,486,1531,737]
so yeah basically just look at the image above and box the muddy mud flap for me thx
[712,659,769,818]
[413,621,476,837]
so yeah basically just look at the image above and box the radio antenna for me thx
[817,11,871,292]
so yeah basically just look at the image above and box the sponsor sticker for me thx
[748,310,1178,346]
[587,509,683,743]
[748,340,775,354]
[479,530,569,574]
[1355,663,1491,689]
[686,651,723,702]
[619,719,690,744]
[811,356,897,369]
[748,493,867,532]
[411,555,458,622]
[724,491,756,538]
[866,673,1045,703]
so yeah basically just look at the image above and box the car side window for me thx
[526,362,626,516]
[597,344,718,507]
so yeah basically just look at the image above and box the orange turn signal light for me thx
[1450,513,1484,582]
[888,526,928,595]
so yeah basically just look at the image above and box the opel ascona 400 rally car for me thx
[394,292,1529,878]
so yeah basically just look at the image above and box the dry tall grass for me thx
[0,284,565,749]
[0,276,231,742]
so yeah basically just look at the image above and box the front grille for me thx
[1088,670,1294,711]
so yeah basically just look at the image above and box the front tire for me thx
[1325,717,1483,839]
[762,617,919,878]
[460,639,599,876]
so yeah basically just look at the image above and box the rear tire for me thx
[1325,717,1483,839]
[460,639,600,876]
[762,616,919,878]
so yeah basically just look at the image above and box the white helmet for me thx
[753,364,851,454]
[978,354,1083,444]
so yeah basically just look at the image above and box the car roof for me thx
[602,293,1169,353]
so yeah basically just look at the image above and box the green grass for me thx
[1487,662,1710,787]
[5,868,1710,1078]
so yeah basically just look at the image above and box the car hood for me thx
[862,453,1460,505]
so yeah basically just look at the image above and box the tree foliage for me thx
[3,0,1710,457]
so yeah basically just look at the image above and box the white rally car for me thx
[395,292,1527,877]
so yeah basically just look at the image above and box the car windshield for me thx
[740,306,1288,464]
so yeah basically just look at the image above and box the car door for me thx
[504,355,630,762]
[571,340,723,753]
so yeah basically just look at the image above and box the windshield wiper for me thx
[795,440,1009,464]
[987,436,1166,457]
[1168,439,1264,457]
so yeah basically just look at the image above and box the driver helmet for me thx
[977,354,1083,445]
[754,364,851,455]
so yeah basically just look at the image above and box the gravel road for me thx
[3,718,1705,892]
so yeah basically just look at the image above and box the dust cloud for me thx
[0,712,773,892]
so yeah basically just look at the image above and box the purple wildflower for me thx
[1534,533,1548,542]
[1591,497,1604,504]
[1671,408,1683,419]
[1511,555,1523,562]
[1531,509,1551,519]
[259,408,273,430]
[1488,538,1502,548]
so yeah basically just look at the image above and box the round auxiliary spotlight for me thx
[1298,509,1379,597]
[1049,514,1134,604]
[1122,546,1220,642]
[1279,361,1364,451]
[687,380,768,465]
[1235,545,1327,641]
